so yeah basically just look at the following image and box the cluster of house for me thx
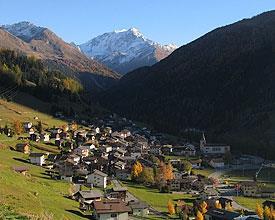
[13,115,237,193]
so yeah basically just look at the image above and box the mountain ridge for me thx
[79,28,177,74]
[101,10,275,156]
[0,21,120,90]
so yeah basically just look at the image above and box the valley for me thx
[0,5,275,220]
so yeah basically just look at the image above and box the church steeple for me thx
[200,132,206,149]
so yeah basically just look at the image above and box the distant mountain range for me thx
[79,28,177,74]
[101,11,275,157]
[0,22,119,91]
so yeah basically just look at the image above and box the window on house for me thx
[111,213,117,217]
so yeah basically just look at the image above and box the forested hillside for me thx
[101,11,275,157]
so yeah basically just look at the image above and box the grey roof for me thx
[206,209,240,220]
[112,186,128,192]
[29,153,44,157]
[93,169,108,177]
[128,201,149,209]
[76,190,103,199]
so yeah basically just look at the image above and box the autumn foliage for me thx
[131,161,143,180]
[13,120,23,135]
[256,203,264,219]
[167,199,175,215]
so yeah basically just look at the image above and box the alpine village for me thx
[0,3,275,220]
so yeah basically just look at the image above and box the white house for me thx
[74,146,89,157]
[87,170,108,188]
[29,153,45,166]
[40,133,50,142]
[190,159,202,169]
[209,158,225,168]
[23,122,32,131]
[200,133,230,155]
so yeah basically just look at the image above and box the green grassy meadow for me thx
[123,181,196,212]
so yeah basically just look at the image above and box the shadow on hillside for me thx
[66,210,90,219]
[13,157,29,164]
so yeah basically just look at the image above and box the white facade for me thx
[96,212,128,220]
[87,170,107,188]
[30,155,45,166]
[209,159,225,168]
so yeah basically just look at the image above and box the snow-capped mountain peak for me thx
[80,28,177,74]
[2,21,46,42]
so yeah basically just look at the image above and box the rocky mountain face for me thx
[0,22,119,90]
[101,11,275,156]
[80,28,177,74]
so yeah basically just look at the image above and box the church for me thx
[200,133,230,155]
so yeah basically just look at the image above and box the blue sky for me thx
[0,0,275,46]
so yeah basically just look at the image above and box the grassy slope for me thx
[224,169,275,182]
[0,99,87,219]
[0,98,65,128]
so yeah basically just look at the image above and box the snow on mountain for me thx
[79,28,177,74]
[2,21,46,42]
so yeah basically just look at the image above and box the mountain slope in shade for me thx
[80,28,177,74]
[101,11,275,156]
[0,22,119,90]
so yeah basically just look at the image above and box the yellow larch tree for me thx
[167,199,175,215]
[255,203,264,219]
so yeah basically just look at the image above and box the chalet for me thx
[29,153,45,166]
[15,143,30,154]
[74,146,89,157]
[168,176,198,192]
[93,199,131,220]
[209,158,225,168]
[73,190,103,211]
[102,145,112,154]
[68,154,81,165]
[119,129,131,139]
[205,208,240,220]
[200,188,219,200]
[200,133,230,155]
[110,187,128,201]
[115,169,131,181]
[87,169,108,188]
[40,133,50,142]
[190,159,202,169]
[150,146,162,155]
[128,200,149,217]
[114,161,126,170]
[82,141,96,150]
[240,181,258,197]
[116,148,126,157]
[23,122,32,131]
[172,144,196,156]
[30,133,40,142]
[161,145,173,155]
